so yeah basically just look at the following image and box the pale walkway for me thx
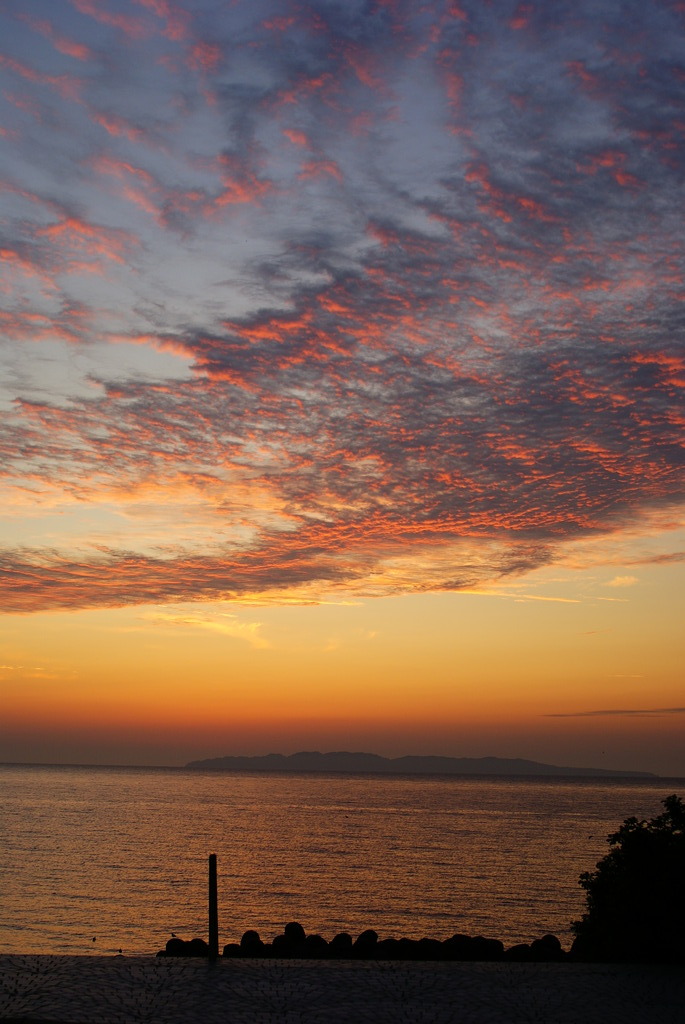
[0,955,683,1024]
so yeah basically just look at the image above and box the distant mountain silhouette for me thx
[185,750,655,777]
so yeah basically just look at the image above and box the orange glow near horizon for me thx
[2,550,684,774]
[1,1,684,777]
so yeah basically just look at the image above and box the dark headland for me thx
[185,750,655,777]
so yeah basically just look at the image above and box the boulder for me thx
[353,929,379,958]
[284,921,306,943]
[530,934,563,962]
[240,929,265,956]
[504,943,533,962]
[329,932,353,956]
[222,943,241,957]
[304,933,329,957]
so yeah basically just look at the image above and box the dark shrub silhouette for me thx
[571,794,685,963]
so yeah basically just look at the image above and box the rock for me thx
[443,933,473,960]
[160,936,210,957]
[474,936,504,961]
[187,937,210,957]
[442,934,502,961]
[240,930,265,956]
[376,937,402,959]
[304,933,329,957]
[329,932,353,956]
[417,937,445,960]
[271,933,293,957]
[284,921,306,943]
[530,934,563,961]
[504,943,533,962]
[222,943,241,957]
[163,937,186,957]
[353,929,379,958]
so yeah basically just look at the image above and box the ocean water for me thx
[0,764,682,956]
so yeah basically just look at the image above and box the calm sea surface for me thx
[1,764,682,956]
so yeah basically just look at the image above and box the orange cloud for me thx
[36,215,137,266]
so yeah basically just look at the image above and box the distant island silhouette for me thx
[185,751,655,777]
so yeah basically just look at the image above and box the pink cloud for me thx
[0,55,83,102]
[21,16,94,61]
[70,0,149,39]
[298,159,343,183]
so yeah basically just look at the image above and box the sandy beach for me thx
[1,955,683,1024]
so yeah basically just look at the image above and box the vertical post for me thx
[208,853,219,961]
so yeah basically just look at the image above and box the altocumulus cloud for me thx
[0,0,684,612]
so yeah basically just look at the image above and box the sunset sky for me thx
[1,0,683,775]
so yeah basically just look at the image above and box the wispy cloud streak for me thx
[547,708,685,717]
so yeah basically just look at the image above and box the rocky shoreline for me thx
[158,922,567,962]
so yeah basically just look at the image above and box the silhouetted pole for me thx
[208,853,219,961]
